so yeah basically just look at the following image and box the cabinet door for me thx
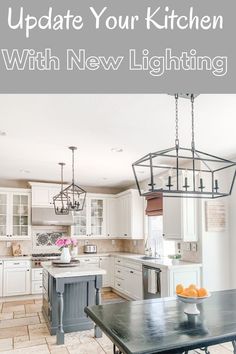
[117,195,131,238]
[169,267,201,296]
[32,187,50,207]
[99,257,111,287]
[163,197,182,240]
[71,198,88,237]
[106,198,117,238]
[182,198,197,242]
[0,192,10,237]
[89,198,106,237]
[11,193,31,238]
[125,268,143,300]
[3,268,31,296]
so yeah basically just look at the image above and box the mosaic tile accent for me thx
[35,233,64,247]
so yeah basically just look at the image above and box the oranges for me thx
[175,283,209,298]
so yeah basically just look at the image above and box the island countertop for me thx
[42,263,106,278]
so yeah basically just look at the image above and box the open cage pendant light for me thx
[62,146,86,212]
[132,94,236,199]
[53,163,70,215]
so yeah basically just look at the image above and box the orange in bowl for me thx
[189,284,198,290]
[198,288,208,298]
[176,284,184,295]
[183,288,198,298]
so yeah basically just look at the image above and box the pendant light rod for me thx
[58,162,66,192]
[191,94,195,151]
[68,146,77,206]
[175,93,179,149]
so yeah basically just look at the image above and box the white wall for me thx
[200,198,230,291]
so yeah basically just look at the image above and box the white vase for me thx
[60,247,71,263]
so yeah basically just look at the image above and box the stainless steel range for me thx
[31,253,61,268]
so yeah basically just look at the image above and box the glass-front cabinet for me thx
[0,189,31,240]
[0,193,8,237]
[71,196,106,238]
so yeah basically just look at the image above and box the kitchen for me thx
[0,94,236,353]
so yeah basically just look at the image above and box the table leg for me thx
[113,344,122,354]
[232,341,236,354]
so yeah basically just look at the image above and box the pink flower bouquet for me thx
[55,237,72,250]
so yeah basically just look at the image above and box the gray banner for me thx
[0,0,235,93]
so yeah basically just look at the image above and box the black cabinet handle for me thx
[117,270,120,273]
[130,271,134,274]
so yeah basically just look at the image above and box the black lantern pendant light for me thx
[53,163,69,215]
[132,94,236,199]
[62,146,86,211]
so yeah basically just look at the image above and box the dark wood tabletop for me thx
[85,289,236,354]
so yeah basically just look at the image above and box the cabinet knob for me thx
[162,233,165,237]
[130,271,134,274]
[107,234,110,236]
[27,269,30,271]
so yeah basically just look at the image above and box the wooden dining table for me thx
[85,289,236,354]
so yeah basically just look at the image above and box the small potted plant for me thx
[55,237,72,263]
[70,238,78,258]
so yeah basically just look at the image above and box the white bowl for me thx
[177,294,211,315]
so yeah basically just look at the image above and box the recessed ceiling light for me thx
[20,169,30,174]
[111,147,123,153]
[0,131,6,136]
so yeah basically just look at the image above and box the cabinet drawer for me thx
[32,281,43,294]
[114,277,125,292]
[115,265,124,279]
[4,260,31,268]
[115,257,123,266]
[78,257,99,264]
[32,269,43,281]
[123,260,142,272]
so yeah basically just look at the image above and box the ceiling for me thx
[0,94,235,188]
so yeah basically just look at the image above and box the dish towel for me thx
[148,269,157,294]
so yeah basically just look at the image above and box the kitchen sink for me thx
[138,256,160,260]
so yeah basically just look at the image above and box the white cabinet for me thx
[0,189,31,240]
[99,256,111,287]
[31,268,43,294]
[3,260,31,296]
[30,182,61,208]
[114,258,143,300]
[116,190,144,239]
[163,197,197,241]
[168,266,201,297]
[71,195,107,238]
[106,198,117,238]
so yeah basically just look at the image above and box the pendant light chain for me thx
[175,94,179,149]
[60,163,64,192]
[191,94,195,151]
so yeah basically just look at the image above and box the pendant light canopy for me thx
[132,94,236,199]
[53,162,70,215]
[62,146,86,212]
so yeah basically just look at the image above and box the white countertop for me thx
[0,252,202,269]
[42,263,106,278]
[0,255,32,261]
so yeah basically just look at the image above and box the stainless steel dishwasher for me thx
[143,265,161,299]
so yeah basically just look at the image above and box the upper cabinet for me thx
[72,190,144,239]
[163,196,198,241]
[0,189,31,240]
[116,190,144,239]
[71,195,107,238]
[30,182,61,208]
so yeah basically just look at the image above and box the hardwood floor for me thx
[0,293,234,354]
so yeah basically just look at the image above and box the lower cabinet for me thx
[3,261,31,297]
[99,256,112,287]
[114,258,143,300]
[32,268,43,294]
[168,266,201,297]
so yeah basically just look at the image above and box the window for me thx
[148,216,176,257]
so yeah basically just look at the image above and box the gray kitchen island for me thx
[42,263,105,345]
